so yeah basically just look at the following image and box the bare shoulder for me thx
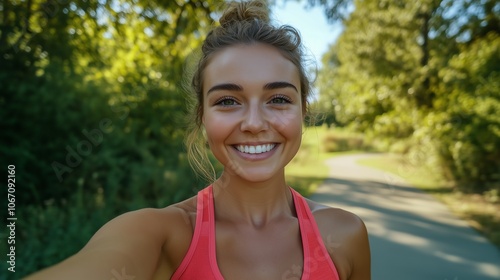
[88,200,196,246]
[306,199,365,235]
[162,195,198,253]
[305,199,371,280]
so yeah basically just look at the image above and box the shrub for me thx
[413,33,500,192]
[321,130,368,152]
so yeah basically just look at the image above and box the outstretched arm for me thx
[24,208,168,280]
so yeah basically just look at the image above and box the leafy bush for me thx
[316,0,500,193]
[414,33,500,192]
[321,130,369,152]
[0,1,218,278]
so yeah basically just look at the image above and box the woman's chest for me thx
[215,221,305,280]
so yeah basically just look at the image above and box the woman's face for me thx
[202,43,303,182]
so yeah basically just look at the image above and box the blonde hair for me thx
[185,0,312,182]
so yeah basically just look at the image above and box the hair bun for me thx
[219,0,270,27]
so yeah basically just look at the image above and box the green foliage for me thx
[318,0,424,131]
[315,0,500,192]
[0,0,220,276]
[306,0,353,22]
[321,130,369,152]
[416,33,500,192]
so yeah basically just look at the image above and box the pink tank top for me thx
[170,186,340,280]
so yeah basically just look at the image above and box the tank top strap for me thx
[290,187,340,280]
[170,185,223,280]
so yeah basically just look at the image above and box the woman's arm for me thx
[24,208,170,280]
[344,215,371,280]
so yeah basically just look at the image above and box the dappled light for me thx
[311,154,500,279]
[1,0,498,278]
[1,0,219,276]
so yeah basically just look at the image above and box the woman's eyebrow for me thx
[263,81,298,92]
[207,81,298,95]
[207,83,242,95]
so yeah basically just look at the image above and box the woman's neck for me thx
[211,171,294,228]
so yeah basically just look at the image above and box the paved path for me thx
[309,154,500,280]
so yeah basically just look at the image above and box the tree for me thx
[318,0,427,136]
[1,0,218,206]
[421,33,500,191]
[0,0,220,276]
[314,0,500,191]
[306,0,353,22]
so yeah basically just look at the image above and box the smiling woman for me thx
[25,1,370,280]
[202,43,303,183]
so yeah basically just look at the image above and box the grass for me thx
[286,126,330,196]
[357,154,500,249]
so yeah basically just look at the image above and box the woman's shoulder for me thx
[305,199,366,234]
[73,195,199,259]
[161,195,199,241]
[112,195,199,246]
[305,198,371,280]
[108,194,198,234]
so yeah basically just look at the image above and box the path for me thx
[309,153,500,280]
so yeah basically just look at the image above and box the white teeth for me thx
[236,144,276,154]
[256,146,262,153]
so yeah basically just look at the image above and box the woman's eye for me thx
[270,95,292,104]
[215,97,238,106]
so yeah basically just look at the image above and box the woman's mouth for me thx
[234,144,276,154]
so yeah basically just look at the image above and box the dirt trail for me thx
[309,153,500,280]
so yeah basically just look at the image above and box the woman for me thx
[26,1,370,279]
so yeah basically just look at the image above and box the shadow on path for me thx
[310,154,500,280]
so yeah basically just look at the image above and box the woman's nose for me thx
[240,103,269,133]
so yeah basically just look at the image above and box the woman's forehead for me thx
[203,43,300,91]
